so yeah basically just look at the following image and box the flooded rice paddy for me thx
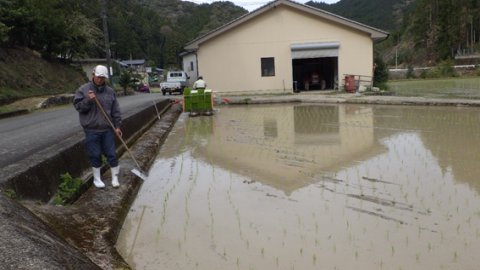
[117,103,480,270]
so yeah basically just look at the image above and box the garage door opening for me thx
[292,57,338,91]
[290,42,339,92]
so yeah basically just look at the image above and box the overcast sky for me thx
[185,0,340,12]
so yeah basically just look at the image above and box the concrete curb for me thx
[222,93,480,107]
[0,109,29,119]
[0,195,102,270]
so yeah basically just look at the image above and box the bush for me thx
[422,60,457,79]
[437,59,456,77]
[406,65,415,79]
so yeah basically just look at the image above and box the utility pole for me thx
[101,0,112,78]
[395,48,398,69]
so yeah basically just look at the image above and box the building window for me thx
[190,61,194,71]
[261,57,275,77]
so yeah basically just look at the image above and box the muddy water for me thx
[116,104,480,270]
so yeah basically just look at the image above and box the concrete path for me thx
[223,91,480,106]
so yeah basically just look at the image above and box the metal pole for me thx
[101,0,112,78]
[395,48,398,69]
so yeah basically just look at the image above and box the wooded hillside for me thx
[0,0,246,69]
[309,0,480,66]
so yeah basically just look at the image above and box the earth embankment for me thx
[0,47,86,105]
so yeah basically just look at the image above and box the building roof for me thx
[184,0,389,51]
[120,59,146,66]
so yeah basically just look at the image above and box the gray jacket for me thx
[73,81,122,132]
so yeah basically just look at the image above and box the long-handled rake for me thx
[94,98,148,181]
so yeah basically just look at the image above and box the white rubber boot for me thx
[111,166,120,188]
[92,167,105,188]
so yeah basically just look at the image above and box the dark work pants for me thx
[84,130,118,168]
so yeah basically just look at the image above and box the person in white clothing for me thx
[193,76,206,90]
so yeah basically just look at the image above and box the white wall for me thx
[182,53,197,87]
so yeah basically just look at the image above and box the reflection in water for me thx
[196,104,384,195]
[117,104,480,270]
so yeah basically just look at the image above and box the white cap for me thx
[93,65,109,78]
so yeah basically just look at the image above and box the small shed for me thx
[72,58,108,79]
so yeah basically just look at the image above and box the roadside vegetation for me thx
[52,173,83,205]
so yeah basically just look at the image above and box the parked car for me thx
[160,71,189,95]
[136,83,150,93]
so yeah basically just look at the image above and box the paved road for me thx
[0,93,169,168]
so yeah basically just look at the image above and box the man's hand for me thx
[88,90,96,100]
[115,128,123,137]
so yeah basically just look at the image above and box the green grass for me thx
[387,77,480,99]
[0,87,49,101]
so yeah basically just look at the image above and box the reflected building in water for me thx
[194,104,386,194]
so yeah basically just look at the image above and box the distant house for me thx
[72,58,108,79]
[119,59,146,73]
[182,0,388,94]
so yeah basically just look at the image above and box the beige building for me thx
[183,0,388,94]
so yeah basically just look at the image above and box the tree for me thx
[373,53,388,87]
[0,22,9,43]
[118,69,133,96]
[0,0,103,60]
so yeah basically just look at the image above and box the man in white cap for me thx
[73,65,123,188]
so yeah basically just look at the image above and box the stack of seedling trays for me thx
[183,88,214,116]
